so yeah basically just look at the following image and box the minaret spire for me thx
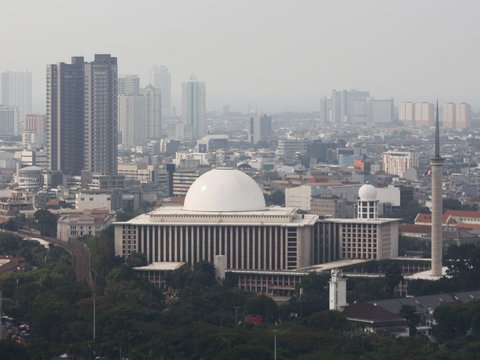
[430,99,444,277]
[435,99,440,158]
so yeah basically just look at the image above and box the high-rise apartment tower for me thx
[249,114,272,144]
[46,55,118,176]
[1,71,32,129]
[182,76,205,142]
[150,65,171,117]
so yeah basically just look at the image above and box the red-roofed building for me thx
[414,213,432,226]
[414,210,480,230]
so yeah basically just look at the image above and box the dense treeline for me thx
[1,232,480,359]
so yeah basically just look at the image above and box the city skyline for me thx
[1,0,479,113]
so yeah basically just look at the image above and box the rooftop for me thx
[133,262,185,271]
[117,206,319,226]
[183,168,267,212]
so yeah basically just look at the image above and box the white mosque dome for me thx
[358,184,377,201]
[183,168,267,212]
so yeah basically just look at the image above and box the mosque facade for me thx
[114,169,400,294]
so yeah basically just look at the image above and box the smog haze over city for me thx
[3,0,480,359]
[1,0,479,112]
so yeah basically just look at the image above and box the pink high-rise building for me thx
[399,101,434,126]
[382,150,418,178]
[443,102,471,131]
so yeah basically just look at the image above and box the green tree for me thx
[84,232,120,292]
[401,201,430,224]
[384,263,403,296]
[445,244,480,290]
[244,295,278,322]
[400,305,420,336]
[125,252,148,267]
[0,340,30,360]
[303,310,348,331]
[33,209,58,237]
[295,273,329,317]
[4,218,18,231]
[0,233,22,254]
[433,304,470,342]
[443,198,462,211]
[187,261,216,288]
[219,345,271,360]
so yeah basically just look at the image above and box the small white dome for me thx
[358,184,377,201]
[183,168,266,212]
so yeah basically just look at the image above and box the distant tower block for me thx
[430,102,444,277]
[329,269,347,310]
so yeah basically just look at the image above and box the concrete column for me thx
[431,157,444,276]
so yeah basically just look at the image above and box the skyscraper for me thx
[118,85,161,147]
[83,54,118,175]
[47,55,118,177]
[150,65,171,117]
[1,71,32,129]
[319,97,331,124]
[46,57,85,175]
[399,101,434,126]
[330,89,370,123]
[399,102,415,126]
[0,105,18,136]
[118,75,140,95]
[455,103,471,131]
[444,102,471,131]
[443,103,456,129]
[142,85,162,140]
[182,76,206,142]
[118,94,145,147]
[414,102,434,127]
[249,114,272,144]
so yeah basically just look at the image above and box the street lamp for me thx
[274,328,277,360]
[233,306,240,327]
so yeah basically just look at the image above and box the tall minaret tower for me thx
[431,101,444,277]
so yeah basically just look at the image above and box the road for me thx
[12,229,94,289]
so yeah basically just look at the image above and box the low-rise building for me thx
[276,139,308,157]
[172,169,200,197]
[310,194,347,218]
[15,166,43,191]
[0,192,34,216]
[75,190,122,211]
[133,262,186,288]
[118,163,156,184]
[83,173,125,190]
[57,209,114,241]
[196,135,229,152]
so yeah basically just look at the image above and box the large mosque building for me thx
[115,168,400,294]
[115,169,318,271]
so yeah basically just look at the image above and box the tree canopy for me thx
[33,209,58,237]
[1,234,480,359]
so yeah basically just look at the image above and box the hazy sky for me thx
[1,0,479,112]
